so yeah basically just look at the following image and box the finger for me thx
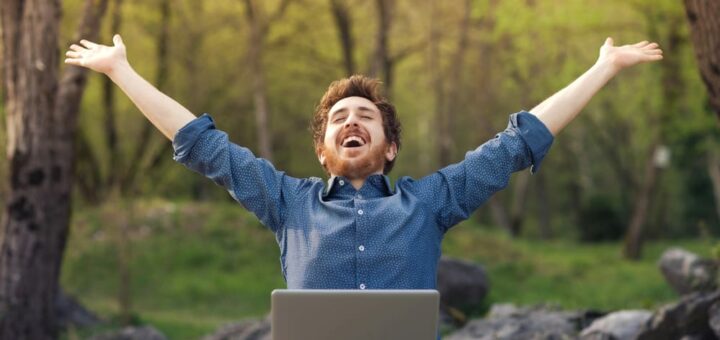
[644,49,663,55]
[79,39,98,49]
[642,42,659,49]
[65,51,81,58]
[604,37,614,46]
[633,40,649,47]
[69,44,86,52]
[64,58,84,66]
[113,34,124,47]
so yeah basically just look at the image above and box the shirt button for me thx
[359,283,366,290]
[339,180,345,186]
[356,194,362,199]
[357,209,364,215]
[358,245,365,252]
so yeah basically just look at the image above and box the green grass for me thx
[61,199,714,339]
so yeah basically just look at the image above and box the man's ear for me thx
[317,146,326,166]
[385,142,398,162]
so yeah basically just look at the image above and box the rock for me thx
[88,326,167,340]
[56,288,102,329]
[659,248,718,295]
[437,256,490,312]
[579,310,652,340]
[637,290,720,340]
[202,315,271,340]
[445,303,602,340]
[708,301,720,338]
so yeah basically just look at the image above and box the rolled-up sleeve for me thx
[172,114,306,232]
[412,110,554,232]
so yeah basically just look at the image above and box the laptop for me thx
[271,289,440,340]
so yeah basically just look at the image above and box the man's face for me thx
[318,96,397,180]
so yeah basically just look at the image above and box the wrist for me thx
[106,60,132,80]
[593,58,621,79]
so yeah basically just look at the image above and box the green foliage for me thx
[577,194,626,242]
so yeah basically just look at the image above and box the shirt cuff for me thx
[508,111,554,173]
[172,113,216,163]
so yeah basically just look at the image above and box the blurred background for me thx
[1,0,719,339]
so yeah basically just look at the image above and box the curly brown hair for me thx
[311,75,402,174]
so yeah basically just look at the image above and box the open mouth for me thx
[341,135,366,148]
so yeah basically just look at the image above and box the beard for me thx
[322,143,388,180]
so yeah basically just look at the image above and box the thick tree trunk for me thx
[0,0,107,338]
[683,0,720,118]
[330,0,355,76]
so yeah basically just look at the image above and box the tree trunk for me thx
[103,0,123,191]
[121,0,171,194]
[245,0,274,161]
[623,143,661,260]
[709,149,720,223]
[683,0,720,118]
[0,0,107,338]
[330,0,355,76]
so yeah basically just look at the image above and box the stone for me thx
[659,248,718,295]
[579,310,652,340]
[637,290,720,340]
[88,326,167,340]
[708,301,720,338]
[56,288,102,329]
[445,303,602,340]
[437,256,490,312]
[202,315,271,340]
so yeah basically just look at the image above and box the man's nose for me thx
[344,112,360,127]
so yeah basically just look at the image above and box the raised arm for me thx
[529,37,663,136]
[64,34,195,140]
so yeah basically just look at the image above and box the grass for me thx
[61,199,714,339]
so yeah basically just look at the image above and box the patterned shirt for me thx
[172,111,553,290]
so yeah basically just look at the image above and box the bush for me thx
[578,195,626,242]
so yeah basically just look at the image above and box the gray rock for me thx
[579,310,652,340]
[708,301,720,338]
[445,304,600,340]
[437,257,490,312]
[202,315,271,340]
[88,326,167,340]
[659,248,718,295]
[637,290,720,340]
[56,288,103,329]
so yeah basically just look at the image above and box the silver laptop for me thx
[271,289,439,340]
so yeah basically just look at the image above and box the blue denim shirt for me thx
[173,111,553,290]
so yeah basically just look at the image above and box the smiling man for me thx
[65,35,662,290]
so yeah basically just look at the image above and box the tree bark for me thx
[244,0,274,161]
[683,0,720,118]
[0,0,107,338]
[121,0,171,194]
[330,0,355,76]
[623,143,661,260]
[709,149,720,223]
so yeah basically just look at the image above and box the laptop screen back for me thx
[271,289,439,340]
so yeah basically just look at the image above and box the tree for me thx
[683,0,720,223]
[0,0,107,338]
[243,0,291,161]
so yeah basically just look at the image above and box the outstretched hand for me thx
[598,37,663,72]
[64,34,128,75]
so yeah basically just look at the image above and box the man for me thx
[65,35,662,290]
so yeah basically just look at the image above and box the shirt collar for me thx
[323,174,394,198]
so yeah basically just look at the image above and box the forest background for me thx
[1,0,719,339]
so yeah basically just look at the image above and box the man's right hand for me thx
[65,34,128,76]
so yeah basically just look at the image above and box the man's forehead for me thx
[329,96,379,115]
